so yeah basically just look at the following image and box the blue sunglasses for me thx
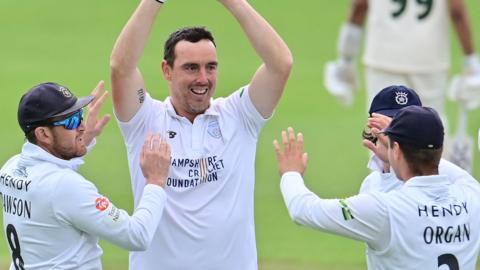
[51,109,84,130]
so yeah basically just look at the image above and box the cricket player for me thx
[324,0,480,171]
[325,0,480,110]
[110,0,292,269]
[361,85,478,194]
[275,107,480,269]
[1,82,171,269]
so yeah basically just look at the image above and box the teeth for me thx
[190,88,208,95]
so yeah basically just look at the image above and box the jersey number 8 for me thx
[6,224,25,270]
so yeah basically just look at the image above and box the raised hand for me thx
[140,134,171,187]
[83,81,111,146]
[273,127,308,176]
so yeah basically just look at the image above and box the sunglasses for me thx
[51,109,84,130]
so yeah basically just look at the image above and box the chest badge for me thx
[207,120,221,139]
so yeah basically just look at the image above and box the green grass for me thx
[1,0,480,269]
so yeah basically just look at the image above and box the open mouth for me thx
[190,87,208,95]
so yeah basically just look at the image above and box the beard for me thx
[51,131,87,160]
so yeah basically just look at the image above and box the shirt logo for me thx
[95,197,110,211]
[339,199,355,221]
[395,91,408,105]
[13,166,28,178]
[168,130,177,139]
[207,120,221,139]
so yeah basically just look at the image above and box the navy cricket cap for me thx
[369,85,422,117]
[383,106,444,149]
[18,82,94,134]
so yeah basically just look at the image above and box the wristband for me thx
[153,0,166,4]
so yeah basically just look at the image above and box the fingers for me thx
[141,134,154,166]
[284,127,296,154]
[96,115,111,130]
[90,80,105,98]
[287,127,295,140]
[273,139,282,160]
[159,136,170,156]
[362,139,376,153]
[302,152,308,168]
[296,132,304,154]
[150,134,161,150]
[369,114,392,130]
[88,91,109,117]
[279,127,304,155]
[281,130,289,152]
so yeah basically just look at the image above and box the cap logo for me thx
[395,92,408,105]
[58,86,72,98]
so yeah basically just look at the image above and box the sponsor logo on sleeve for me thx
[95,197,110,212]
[339,199,355,221]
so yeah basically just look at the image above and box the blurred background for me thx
[1,0,479,269]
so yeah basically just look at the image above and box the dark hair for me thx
[25,129,37,144]
[387,136,442,175]
[163,27,216,67]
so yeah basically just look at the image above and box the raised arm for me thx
[323,0,367,106]
[449,0,474,57]
[273,127,389,251]
[110,0,165,121]
[219,0,293,118]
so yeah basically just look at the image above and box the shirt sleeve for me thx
[116,93,157,149]
[53,171,166,251]
[223,86,270,138]
[280,172,389,251]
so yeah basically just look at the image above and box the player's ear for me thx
[392,141,402,161]
[34,126,54,146]
[162,60,172,81]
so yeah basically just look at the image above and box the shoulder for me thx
[439,159,477,183]
[359,172,379,194]
[52,169,97,196]
[1,154,20,170]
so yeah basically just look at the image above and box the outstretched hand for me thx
[273,127,308,176]
[140,134,171,187]
[84,81,111,146]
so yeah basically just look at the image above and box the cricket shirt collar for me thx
[164,96,220,120]
[20,142,85,170]
[404,174,450,188]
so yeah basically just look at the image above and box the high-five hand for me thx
[273,127,308,176]
[84,80,111,146]
[140,134,171,187]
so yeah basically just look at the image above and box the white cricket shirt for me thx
[364,0,450,73]
[117,86,267,270]
[0,143,166,270]
[281,172,480,269]
[360,158,478,194]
